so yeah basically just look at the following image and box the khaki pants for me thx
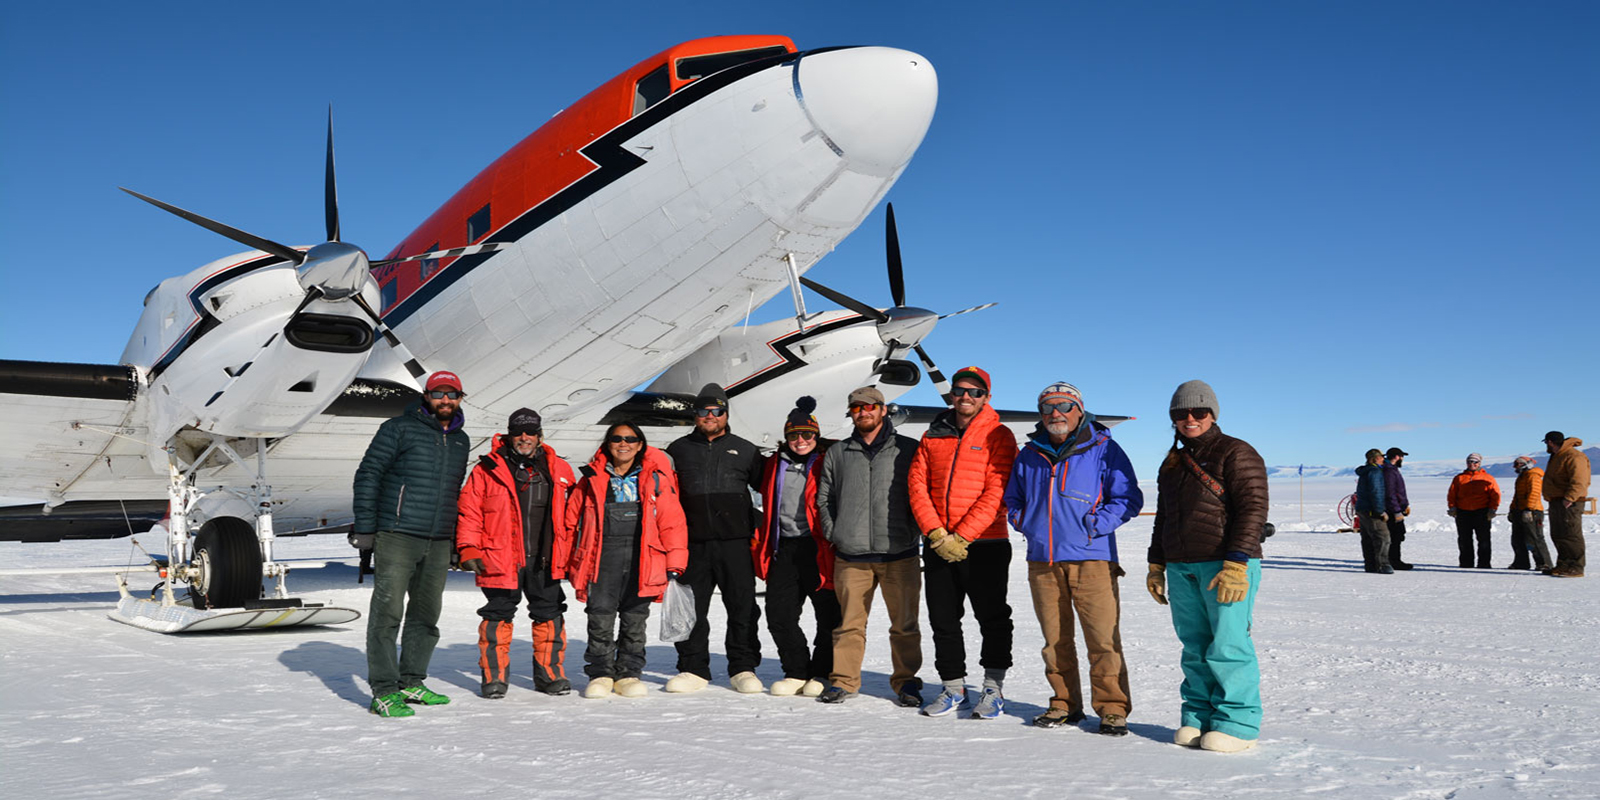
[1027,560,1131,718]
[829,558,922,694]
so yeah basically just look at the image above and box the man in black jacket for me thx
[664,384,767,694]
[352,371,472,717]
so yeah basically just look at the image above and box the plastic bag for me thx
[658,580,696,643]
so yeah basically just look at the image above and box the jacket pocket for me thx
[395,485,406,520]
[641,540,670,592]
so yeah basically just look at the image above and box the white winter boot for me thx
[613,677,649,698]
[583,677,614,699]
[801,679,827,697]
[770,678,806,696]
[730,671,765,694]
[664,672,709,693]
[1199,731,1257,753]
[1174,726,1202,747]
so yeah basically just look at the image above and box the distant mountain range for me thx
[1269,447,1599,480]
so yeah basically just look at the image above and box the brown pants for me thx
[1027,560,1131,718]
[829,558,922,694]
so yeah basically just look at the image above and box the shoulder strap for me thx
[1180,451,1225,500]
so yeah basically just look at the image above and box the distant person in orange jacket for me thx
[1447,453,1500,568]
[908,366,1019,720]
[1542,430,1592,578]
[1506,456,1552,571]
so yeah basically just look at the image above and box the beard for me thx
[1045,420,1073,438]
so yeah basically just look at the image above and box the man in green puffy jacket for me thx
[352,371,473,717]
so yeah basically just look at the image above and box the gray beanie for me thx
[1170,380,1219,418]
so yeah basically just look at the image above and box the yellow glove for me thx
[927,527,968,563]
[1207,561,1250,604]
[1146,564,1168,605]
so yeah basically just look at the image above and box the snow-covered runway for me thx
[4,477,1596,799]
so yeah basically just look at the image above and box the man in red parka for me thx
[908,366,1019,719]
[457,408,578,699]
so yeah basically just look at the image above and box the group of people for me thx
[1353,433,1590,575]
[350,370,1270,754]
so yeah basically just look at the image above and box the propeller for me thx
[119,109,481,387]
[799,202,995,405]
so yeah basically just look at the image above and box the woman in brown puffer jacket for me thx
[1146,380,1268,754]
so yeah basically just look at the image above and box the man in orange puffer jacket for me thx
[908,366,1019,719]
[1447,453,1501,569]
[456,408,578,699]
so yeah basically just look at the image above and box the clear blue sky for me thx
[2,1,1595,474]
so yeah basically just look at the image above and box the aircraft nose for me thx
[796,47,938,175]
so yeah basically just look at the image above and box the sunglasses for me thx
[509,428,542,438]
[847,402,881,414]
[427,390,461,400]
[694,407,727,418]
[1170,407,1212,421]
[785,431,817,442]
[607,434,642,444]
[1039,400,1078,416]
[950,386,988,399]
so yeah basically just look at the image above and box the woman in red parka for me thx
[752,397,840,697]
[560,422,688,699]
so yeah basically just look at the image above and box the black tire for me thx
[189,517,263,609]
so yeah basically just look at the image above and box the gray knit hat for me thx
[1170,380,1219,418]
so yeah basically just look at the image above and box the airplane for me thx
[0,35,994,631]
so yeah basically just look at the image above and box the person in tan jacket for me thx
[1541,431,1592,577]
[1507,456,1552,571]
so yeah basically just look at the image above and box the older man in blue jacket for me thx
[1003,382,1143,736]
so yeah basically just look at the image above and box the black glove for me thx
[668,570,684,583]
[348,532,375,550]
[460,558,487,576]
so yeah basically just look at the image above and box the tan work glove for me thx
[1146,564,1168,605]
[1207,561,1250,604]
[927,527,968,562]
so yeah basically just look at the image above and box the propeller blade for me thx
[885,202,905,307]
[369,241,511,267]
[325,107,340,243]
[799,277,888,323]
[938,302,997,320]
[351,294,428,381]
[120,187,305,266]
[913,344,952,406]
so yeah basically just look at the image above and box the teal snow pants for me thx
[1166,559,1261,740]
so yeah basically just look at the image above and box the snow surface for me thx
[3,477,1597,799]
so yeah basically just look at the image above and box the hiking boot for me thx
[583,677,614,698]
[894,679,924,708]
[1506,562,1530,570]
[1379,565,1394,574]
[399,685,450,705]
[1098,714,1129,736]
[970,687,1005,720]
[370,692,415,717]
[920,686,968,717]
[664,672,709,693]
[770,678,806,697]
[1199,731,1257,752]
[481,681,507,700]
[729,671,765,694]
[1550,566,1585,578]
[1175,725,1202,747]
[537,679,572,696]
[801,679,827,697]
[818,686,855,704]
[1031,708,1086,729]
[613,677,648,698]
[1392,561,1414,570]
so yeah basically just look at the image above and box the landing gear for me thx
[189,517,263,609]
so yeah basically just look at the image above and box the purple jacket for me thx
[1382,463,1409,514]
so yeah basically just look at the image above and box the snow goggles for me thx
[1039,400,1078,416]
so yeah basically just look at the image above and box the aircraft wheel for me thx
[189,517,263,609]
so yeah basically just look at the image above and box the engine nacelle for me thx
[123,249,380,442]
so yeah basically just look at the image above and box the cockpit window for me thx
[633,65,670,116]
[676,47,790,82]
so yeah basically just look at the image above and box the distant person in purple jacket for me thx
[1382,448,1414,570]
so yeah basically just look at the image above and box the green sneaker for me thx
[400,685,451,706]
[370,692,415,717]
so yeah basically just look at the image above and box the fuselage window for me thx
[380,278,397,312]
[676,47,789,82]
[467,205,491,243]
[632,65,670,116]
[420,241,441,280]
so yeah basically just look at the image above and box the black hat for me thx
[1385,447,1408,458]
[1544,430,1565,444]
[508,407,542,436]
[695,383,729,410]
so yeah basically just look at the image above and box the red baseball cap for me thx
[951,365,991,391]
[425,371,463,393]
